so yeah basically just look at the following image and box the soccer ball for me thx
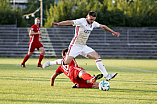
[99,80,110,91]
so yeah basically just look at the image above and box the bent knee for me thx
[40,48,45,54]
[91,55,101,60]
[41,50,45,54]
[64,61,70,65]
[97,55,101,59]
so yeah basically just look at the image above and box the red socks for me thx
[22,54,30,65]
[38,54,44,65]
[22,54,44,65]
[82,73,93,80]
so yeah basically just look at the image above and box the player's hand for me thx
[38,32,42,35]
[92,82,99,88]
[112,32,120,37]
[39,37,42,39]
[51,23,59,25]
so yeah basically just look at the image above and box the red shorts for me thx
[28,41,43,52]
[56,66,93,88]
[71,67,93,88]
[76,79,93,88]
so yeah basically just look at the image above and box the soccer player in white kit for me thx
[51,11,120,81]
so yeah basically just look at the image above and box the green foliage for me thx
[23,0,55,27]
[0,0,15,24]
[45,0,157,27]
[106,0,157,26]
[0,0,156,27]
[44,0,75,27]
[0,0,27,27]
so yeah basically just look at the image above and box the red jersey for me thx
[55,58,93,88]
[63,57,78,68]
[55,58,78,83]
[55,65,82,83]
[29,24,40,43]
[28,24,43,52]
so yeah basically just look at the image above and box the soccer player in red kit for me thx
[21,17,45,68]
[43,48,103,88]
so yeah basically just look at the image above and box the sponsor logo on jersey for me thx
[84,30,91,34]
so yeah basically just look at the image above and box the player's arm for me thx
[51,20,74,26]
[29,30,42,36]
[51,73,60,86]
[99,24,120,37]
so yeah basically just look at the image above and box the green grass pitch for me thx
[0,58,157,104]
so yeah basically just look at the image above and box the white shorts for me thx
[67,44,95,58]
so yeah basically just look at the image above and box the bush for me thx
[44,0,157,27]
[0,0,27,27]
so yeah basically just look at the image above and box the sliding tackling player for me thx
[43,48,103,88]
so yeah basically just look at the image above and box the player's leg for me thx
[81,45,108,78]
[64,44,82,65]
[38,47,45,67]
[43,59,63,69]
[82,45,118,81]
[64,55,74,65]
[72,67,102,88]
[21,43,35,68]
[76,81,99,88]
[87,51,108,77]
[73,81,99,88]
[78,69,103,84]
[21,52,33,68]
[78,69,93,80]
[87,51,118,81]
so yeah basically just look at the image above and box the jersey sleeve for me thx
[31,25,35,31]
[72,18,84,26]
[69,58,78,67]
[55,65,63,74]
[93,21,100,28]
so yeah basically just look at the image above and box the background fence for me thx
[0,25,157,58]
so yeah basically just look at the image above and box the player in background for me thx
[51,11,120,81]
[43,48,103,88]
[21,17,45,68]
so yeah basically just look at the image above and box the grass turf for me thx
[0,58,157,104]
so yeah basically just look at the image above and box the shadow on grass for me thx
[0,99,94,104]
[0,75,68,82]
[111,88,157,93]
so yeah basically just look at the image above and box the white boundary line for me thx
[107,65,157,73]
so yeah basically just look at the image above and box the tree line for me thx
[0,0,156,27]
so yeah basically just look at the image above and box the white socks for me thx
[50,59,63,65]
[95,59,108,77]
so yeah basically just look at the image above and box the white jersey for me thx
[70,18,100,45]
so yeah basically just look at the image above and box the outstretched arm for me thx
[51,20,74,26]
[99,25,120,37]
[51,73,60,86]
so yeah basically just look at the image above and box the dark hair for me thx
[88,11,97,17]
[62,48,68,57]
[35,17,39,20]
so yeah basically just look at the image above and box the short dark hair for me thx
[88,11,97,17]
[62,48,68,57]
[35,17,39,20]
